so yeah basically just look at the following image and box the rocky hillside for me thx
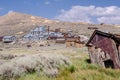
[0,12,119,37]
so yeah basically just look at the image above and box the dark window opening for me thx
[104,59,114,68]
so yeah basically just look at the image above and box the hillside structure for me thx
[23,26,64,41]
[2,36,16,43]
[23,26,48,41]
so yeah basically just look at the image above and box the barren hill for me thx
[0,12,119,37]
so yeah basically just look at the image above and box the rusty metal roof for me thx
[86,30,120,46]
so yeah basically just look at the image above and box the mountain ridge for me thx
[0,11,119,37]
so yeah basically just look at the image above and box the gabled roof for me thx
[3,36,16,39]
[86,30,120,46]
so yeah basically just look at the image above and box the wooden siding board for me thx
[88,33,120,68]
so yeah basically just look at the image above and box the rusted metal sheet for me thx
[88,34,120,68]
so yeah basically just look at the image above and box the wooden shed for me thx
[3,36,16,43]
[0,36,3,41]
[74,36,84,48]
[86,30,120,69]
[65,37,75,47]
[65,37,84,48]
[55,37,65,44]
[74,41,84,48]
[88,27,98,30]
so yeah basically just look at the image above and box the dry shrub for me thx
[0,60,8,65]
[0,53,16,60]
[0,53,71,79]
[0,63,14,80]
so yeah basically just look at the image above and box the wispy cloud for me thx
[0,8,4,11]
[55,5,120,24]
[44,0,62,5]
[7,10,14,14]
[44,1,51,5]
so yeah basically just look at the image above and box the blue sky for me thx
[0,0,120,24]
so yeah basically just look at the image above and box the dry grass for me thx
[1,43,120,80]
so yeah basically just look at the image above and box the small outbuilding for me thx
[2,36,16,43]
[88,27,98,30]
[74,41,84,48]
[55,37,65,44]
[86,30,120,69]
[66,37,84,48]
[65,37,75,47]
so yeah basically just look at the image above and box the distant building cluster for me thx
[23,26,48,41]
[0,26,89,48]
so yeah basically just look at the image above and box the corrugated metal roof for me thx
[31,26,46,32]
[3,36,15,38]
[86,30,120,46]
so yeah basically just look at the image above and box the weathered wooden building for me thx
[66,37,84,48]
[65,37,75,47]
[23,26,48,41]
[48,32,64,40]
[86,30,120,69]
[55,37,65,44]
[2,36,16,43]
[55,28,65,33]
[74,41,84,48]
[88,27,98,30]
